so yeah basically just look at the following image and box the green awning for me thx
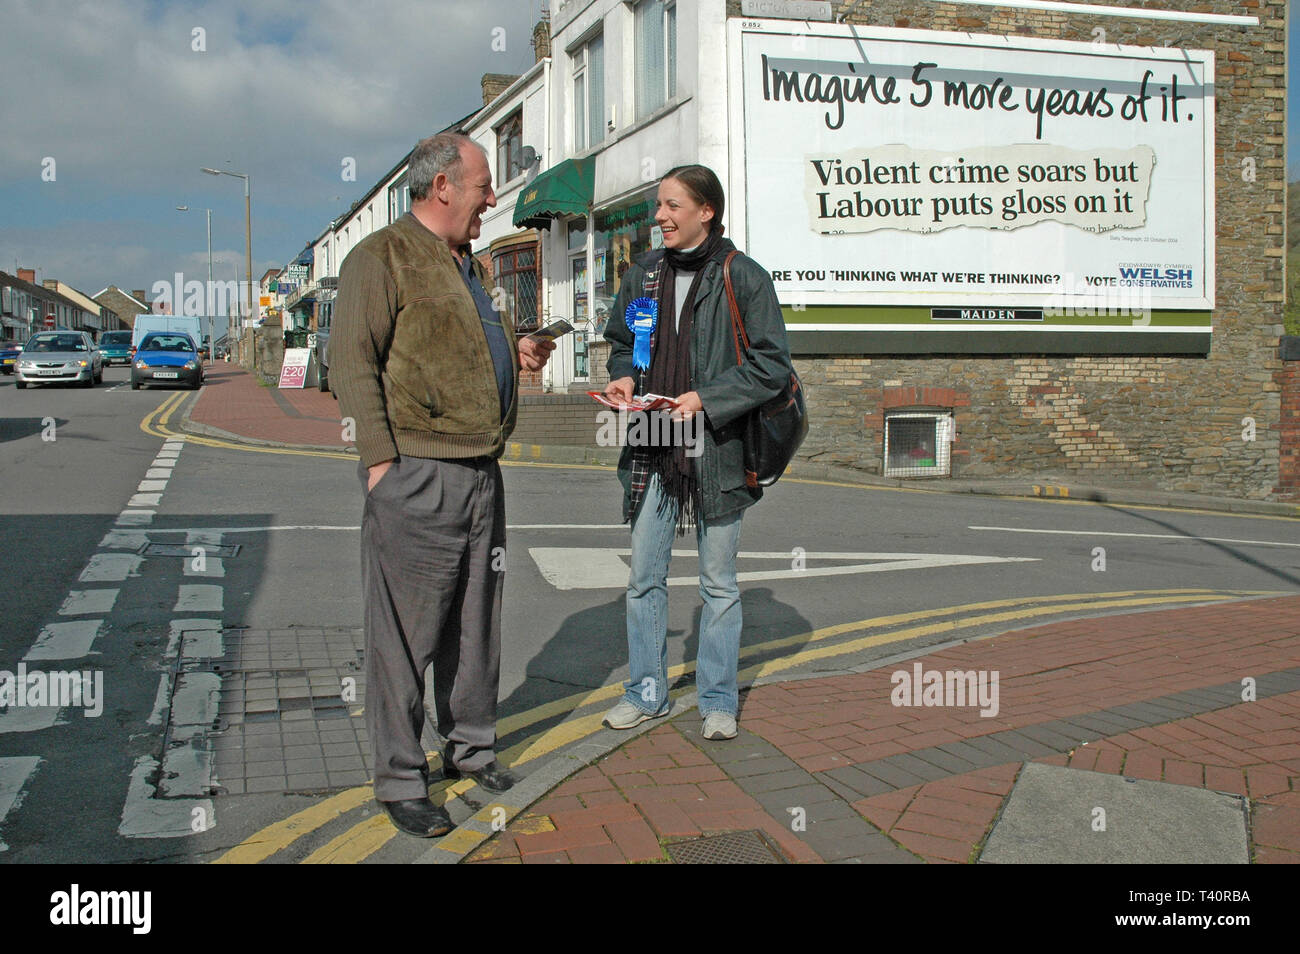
[512,157,594,230]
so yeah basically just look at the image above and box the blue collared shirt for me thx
[455,247,514,417]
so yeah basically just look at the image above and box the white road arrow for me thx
[528,548,1038,590]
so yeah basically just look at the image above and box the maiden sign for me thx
[727,20,1215,334]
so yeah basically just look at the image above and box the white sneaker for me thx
[701,712,737,740]
[603,700,668,730]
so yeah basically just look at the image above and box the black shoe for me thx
[442,750,517,793]
[379,797,453,837]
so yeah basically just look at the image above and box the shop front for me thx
[560,186,661,386]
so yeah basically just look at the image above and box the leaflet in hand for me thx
[587,391,679,411]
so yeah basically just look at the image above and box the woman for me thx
[602,165,794,740]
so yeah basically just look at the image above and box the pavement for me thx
[176,363,1300,864]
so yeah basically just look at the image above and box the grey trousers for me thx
[359,455,506,802]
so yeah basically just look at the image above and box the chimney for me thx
[481,73,520,107]
[133,289,148,303]
[43,279,58,291]
[532,17,551,63]
[18,268,36,284]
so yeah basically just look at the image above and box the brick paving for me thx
[466,595,1300,863]
[188,364,349,448]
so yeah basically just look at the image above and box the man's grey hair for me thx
[408,132,488,200]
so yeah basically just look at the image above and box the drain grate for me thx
[141,542,241,558]
[181,627,373,796]
[665,830,785,864]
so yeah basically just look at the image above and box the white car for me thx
[15,331,103,389]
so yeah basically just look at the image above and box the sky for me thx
[0,0,544,297]
[0,0,1295,302]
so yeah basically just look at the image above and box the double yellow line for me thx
[139,388,357,460]
[213,586,1276,865]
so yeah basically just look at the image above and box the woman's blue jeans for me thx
[622,474,745,718]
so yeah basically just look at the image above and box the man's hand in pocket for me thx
[367,459,395,492]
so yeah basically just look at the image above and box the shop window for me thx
[593,188,657,315]
[573,32,605,152]
[496,111,524,183]
[635,0,676,120]
[884,411,953,478]
[494,244,540,332]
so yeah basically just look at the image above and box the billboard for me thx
[728,20,1215,352]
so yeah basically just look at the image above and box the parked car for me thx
[14,331,103,389]
[313,330,331,394]
[0,341,22,374]
[98,330,134,366]
[131,332,204,390]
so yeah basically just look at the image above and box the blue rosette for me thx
[625,297,659,371]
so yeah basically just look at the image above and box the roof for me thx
[0,271,100,315]
[93,286,150,310]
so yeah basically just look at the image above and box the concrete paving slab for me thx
[979,762,1248,864]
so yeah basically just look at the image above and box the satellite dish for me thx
[522,145,540,184]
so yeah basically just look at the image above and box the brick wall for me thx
[724,0,1289,499]
[514,341,615,446]
[513,394,606,447]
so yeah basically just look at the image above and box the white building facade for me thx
[514,0,730,390]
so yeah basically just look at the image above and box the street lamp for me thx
[176,205,213,359]
[201,166,252,362]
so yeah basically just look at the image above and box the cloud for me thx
[0,0,542,292]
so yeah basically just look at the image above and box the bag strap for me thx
[723,250,752,368]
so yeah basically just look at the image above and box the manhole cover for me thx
[141,543,241,558]
[665,830,785,864]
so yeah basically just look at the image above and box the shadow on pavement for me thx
[0,417,66,442]
[495,585,812,752]
[1102,502,1300,589]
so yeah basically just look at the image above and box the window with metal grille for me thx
[493,244,540,332]
[884,411,953,477]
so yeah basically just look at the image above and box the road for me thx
[1,364,1297,863]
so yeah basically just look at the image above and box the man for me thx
[331,132,554,837]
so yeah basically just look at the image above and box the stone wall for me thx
[1277,337,1300,499]
[247,328,284,384]
[725,0,1288,499]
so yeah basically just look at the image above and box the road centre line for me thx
[0,757,42,851]
[212,586,1266,864]
[57,589,120,616]
[23,620,102,661]
[79,553,142,582]
[970,525,1300,548]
